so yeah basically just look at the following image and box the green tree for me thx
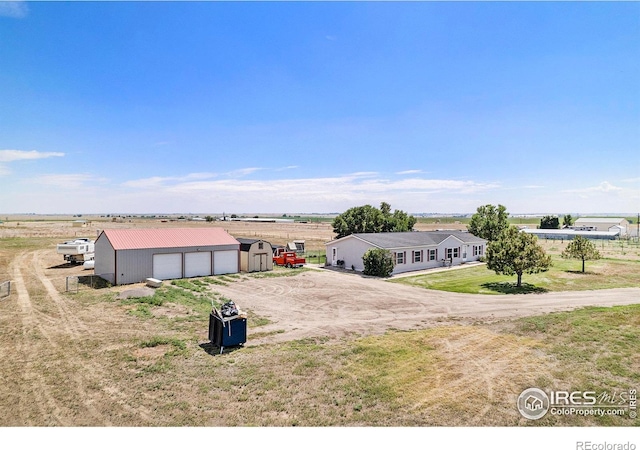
[561,236,601,273]
[486,226,552,288]
[540,215,560,229]
[562,214,574,228]
[362,248,395,277]
[381,201,417,233]
[467,204,509,242]
[332,202,415,239]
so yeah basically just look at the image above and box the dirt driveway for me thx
[213,268,640,344]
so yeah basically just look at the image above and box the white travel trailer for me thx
[56,238,95,264]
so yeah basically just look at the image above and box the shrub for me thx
[362,248,394,277]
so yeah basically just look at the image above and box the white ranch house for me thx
[325,231,487,275]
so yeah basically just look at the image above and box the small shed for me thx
[237,238,273,273]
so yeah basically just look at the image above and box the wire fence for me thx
[0,281,10,299]
[65,274,111,293]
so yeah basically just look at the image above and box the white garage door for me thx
[153,253,182,280]
[185,252,211,278]
[213,250,238,275]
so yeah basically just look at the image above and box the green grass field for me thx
[391,256,640,294]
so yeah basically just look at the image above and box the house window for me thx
[473,245,483,256]
[445,248,460,259]
[258,242,264,250]
[428,249,437,261]
[395,251,405,264]
[412,250,423,263]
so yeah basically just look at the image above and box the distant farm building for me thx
[95,228,240,285]
[521,228,620,240]
[72,219,88,227]
[237,238,274,273]
[326,231,486,275]
[572,218,631,237]
[520,217,632,240]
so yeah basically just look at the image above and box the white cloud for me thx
[121,172,217,189]
[0,1,28,19]
[226,167,264,177]
[33,173,108,189]
[395,170,423,175]
[0,149,65,177]
[0,149,65,163]
[563,181,624,194]
[116,171,500,213]
[121,176,171,190]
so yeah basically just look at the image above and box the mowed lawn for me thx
[391,257,640,294]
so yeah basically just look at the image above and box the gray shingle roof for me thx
[351,231,485,249]
[236,237,272,252]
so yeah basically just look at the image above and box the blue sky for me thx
[0,1,638,215]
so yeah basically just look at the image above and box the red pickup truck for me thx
[273,249,306,268]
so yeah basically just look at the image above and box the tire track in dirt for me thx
[9,252,68,425]
[213,269,640,346]
[8,250,150,426]
[32,250,91,339]
[424,327,551,425]
[10,252,57,347]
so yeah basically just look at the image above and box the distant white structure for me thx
[522,228,620,240]
[572,218,630,237]
[229,217,295,223]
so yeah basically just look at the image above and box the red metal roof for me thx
[101,228,239,250]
